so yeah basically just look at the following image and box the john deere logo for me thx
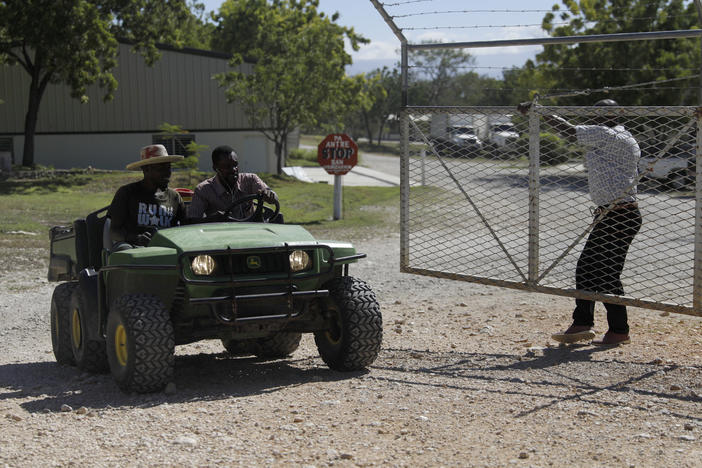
[246,256,262,269]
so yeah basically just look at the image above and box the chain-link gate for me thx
[400,105,701,316]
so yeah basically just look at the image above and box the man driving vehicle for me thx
[188,145,281,222]
[108,144,187,248]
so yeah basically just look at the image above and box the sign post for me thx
[317,134,358,220]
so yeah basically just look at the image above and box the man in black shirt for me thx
[108,145,187,248]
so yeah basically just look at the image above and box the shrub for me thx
[287,148,320,167]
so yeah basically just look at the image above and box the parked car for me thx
[638,142,694,190]
[487,122,520,152]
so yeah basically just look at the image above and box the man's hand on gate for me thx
[517,102,532,115]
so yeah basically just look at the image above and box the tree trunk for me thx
[376,115,386,146]
[362,111,373,144]
[275,139,284,175]
[22,72,50,168]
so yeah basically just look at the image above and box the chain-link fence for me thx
[400,105,701,316]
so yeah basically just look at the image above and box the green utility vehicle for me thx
[48,194,382,393]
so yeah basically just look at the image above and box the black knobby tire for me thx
[106,294,175,393]
[252,332,302,359]
[70,288,109,373]
[314,276,382,371]
[50,282,79,365]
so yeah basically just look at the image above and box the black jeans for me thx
[572,205,642,334]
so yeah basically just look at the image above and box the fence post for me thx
[420,148,426,186]
[400,111,410,271]
[527,108,541,285]
[694,114,702,314]
[695,0,702,104]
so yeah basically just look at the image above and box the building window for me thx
[152,134,196,157]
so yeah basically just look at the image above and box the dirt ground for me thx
[1,232,701,467]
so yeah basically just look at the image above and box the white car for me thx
[488,123,520,150]
[638,144,694,190]
[449,126,483,151]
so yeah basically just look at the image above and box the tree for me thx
[497,60,557,105]
[179,1,216,49]
[408,42,476,106]
[362,67,401,145]
[535,0,699,105]
[213,0,371,174]
[338,67,398,144]
[0,0,193,167]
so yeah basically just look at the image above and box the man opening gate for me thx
[400,106,701,316]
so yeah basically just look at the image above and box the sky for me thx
[199,0,561,78]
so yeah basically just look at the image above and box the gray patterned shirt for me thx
[575,124,640,206]
[188,173,270,219]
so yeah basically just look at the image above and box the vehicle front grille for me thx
[213,252,289,275]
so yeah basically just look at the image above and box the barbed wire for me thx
[383,0,675,11]
[405,86,700,94]
[533,76,698,100]
[406,75,700,97]
[401,24,562,31]
[392,10,689,21]
[408,65,701,72]
[401,14,690,31]
[381,1,701,101]
[381,0,435,6]
[391,9,554,18]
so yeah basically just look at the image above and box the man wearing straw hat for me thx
[108,144,188,248]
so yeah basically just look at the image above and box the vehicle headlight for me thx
[191,255,216,275]
[289,250,311,272]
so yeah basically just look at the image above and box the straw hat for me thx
[126,144,184,170]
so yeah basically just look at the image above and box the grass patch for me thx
[286,148,319,167]
[299,134,325,147]
[358,141,403,156]
[0,170,400,251]
[259,173,399,229]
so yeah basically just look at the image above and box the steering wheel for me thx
[222,193,280,223]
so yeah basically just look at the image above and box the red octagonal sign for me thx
[317,133,358,175]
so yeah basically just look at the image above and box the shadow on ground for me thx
[0,353,363,413]
[374,346,702,422]
[3,347,700,423]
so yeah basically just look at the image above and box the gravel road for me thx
[1,230,701,467]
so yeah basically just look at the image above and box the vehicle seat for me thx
[85,206,109,268]
[73,218,89,272]
[174,187,193,207]
[102,217,112,264]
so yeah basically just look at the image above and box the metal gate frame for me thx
[400,106,702,317]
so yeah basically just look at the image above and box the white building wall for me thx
[10,131,275,173]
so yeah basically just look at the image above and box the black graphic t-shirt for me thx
[107,181,186,244]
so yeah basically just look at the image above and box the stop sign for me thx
[317,134,358,175]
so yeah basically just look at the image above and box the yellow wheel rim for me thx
[115,324,128,367]
[325,307,342,345]
[325,330,342,345]
[71,309,81,349]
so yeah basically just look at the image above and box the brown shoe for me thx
[551,325,596,344]
[592,331,630,346]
